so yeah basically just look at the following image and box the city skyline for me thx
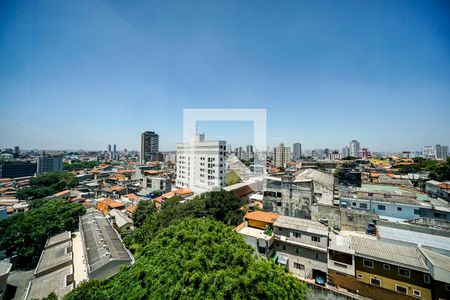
[1,0,449,151]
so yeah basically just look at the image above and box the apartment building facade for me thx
[140,131,159,163]
[176,134,226,193]
[273,143,291,168]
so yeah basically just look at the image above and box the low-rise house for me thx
[273,216,329,280]
[425,180,450,201]
[97,198,124,214]
[143,176,171,193]
[109,209,133,233]
[419,247,450,300]
[235,211,279,258]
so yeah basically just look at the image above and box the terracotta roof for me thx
[124,193,140,201]
[105,185,125,193]
[53,189,71,197]
[370,172,380,178]
[144,170,159,175]
[98,198,124,208]
[71,197,86,202]
[244,211,280,224]
[126,205,137,214]
[117,169,135,174]
[174,188,193,196]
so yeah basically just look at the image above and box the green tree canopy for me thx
[16,172,78,200]
[0,199,85,269]
[65,218,307,300]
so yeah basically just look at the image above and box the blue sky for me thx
[0,0,449,151]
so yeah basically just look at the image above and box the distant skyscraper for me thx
[246,145,254,160]
[238,147,243,160]
[274,143,291,168]
[37,155,63,174]
[113,144,117,154]
[108,144,112,152]
[14,146,20,155]
[421,146,435,159]
[435,145,448,159]
[176,134,226,192]
[341,146,350,158]
[349,140,360,158]
[141,131,159,163]
[293,143,302,160]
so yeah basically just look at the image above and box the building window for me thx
[347,216,354,222]
[397,207,402,211]
[294,232,300,238]
[445,284,450,291]
[383,264,390,270]
[370,277,381,287]
[294,262,304,270]
[357,273,363,278]
[311,236,320,242]
[398,268,411,278]
[315,253,320,260]
[395,285,407,295]
[414,209,420,215]
[360,203,368,209]
[412,289,421,298]
[352,202,356,206]
[295,248,300,254]
[363,259,374,268]
[424,274,430,284]
[282,245,286,251]
[378,205,386,210]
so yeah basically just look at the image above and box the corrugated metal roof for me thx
[351,236,428,271]
[274,215,328,236]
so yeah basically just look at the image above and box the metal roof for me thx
[109,209,133,229]
[274,215,328,236]
[351,236,428,271]
[80,209,132,274]
[35,240,72,277]
[46,231,71,248]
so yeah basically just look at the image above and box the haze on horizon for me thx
[0,0,449,152]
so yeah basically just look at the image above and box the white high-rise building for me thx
[176,134,226,193]
[341,146,350,158]
[422,146,435,158]
[293,143,302,160]
[349,140,360,157]
[273,143,291,168]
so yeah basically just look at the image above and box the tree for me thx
[16,172,78,200]
[0,199,85,269]
[132,200,156,227]
[65,218,307,300]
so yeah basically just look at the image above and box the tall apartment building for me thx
[293,143,302,161]
[37,155,63,174]
[273,143,291,168]
[349,140,360,158]
[435,145,448,159]
[176,134,226,193]
[140,131,159,163]
[246,145,254,160]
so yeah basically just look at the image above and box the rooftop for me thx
[351,236,428,271]
[274,216,328,236]
[244,211,279,224]
[25,265,74,300]
[109,209,133,229]
[238,226,273,241]
[45,231,72,248]
[295,169,334,190]
[80,209,133,274]
[35,240,72,277]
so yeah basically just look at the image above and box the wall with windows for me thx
[340,198,422,220]
[354,257,432,300]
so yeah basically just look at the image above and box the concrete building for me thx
[37,155,63,174]
[176,134,226,193]
[341,146,350,158]
[109,209,133,233]
[349,140,360,158]
[273,216,329,280]
[0,161,37,178]
[246,145,254,160]
[435,145,448,160]
[425,180,450,201]
[273,143,291,168]
[140,131,159,163]
[79,209,134,279]
[263,169,334,218]
[293,143,302,161]
[143,176,172,193]
[0,260,12,300]
[25,265,74,300]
